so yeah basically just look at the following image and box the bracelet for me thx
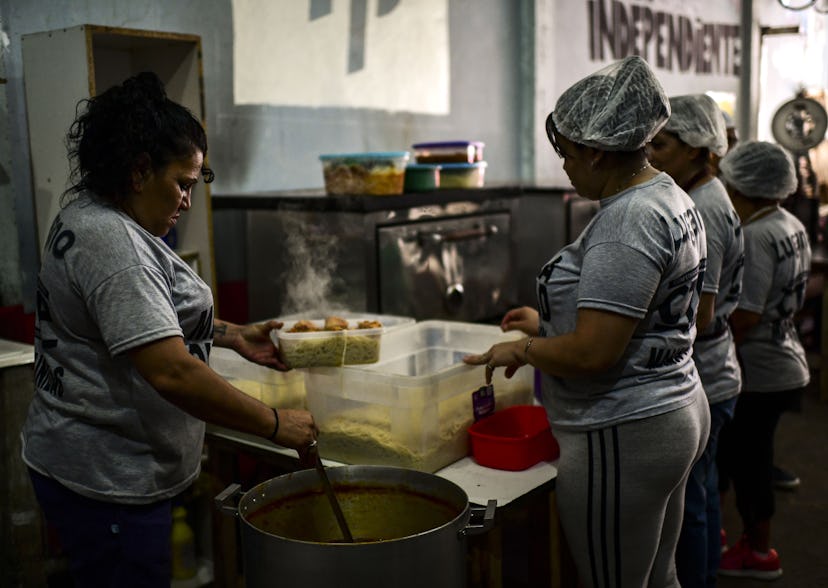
[524,337,535,361]
[268,408,280,441]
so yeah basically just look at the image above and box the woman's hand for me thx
[130,336,309,442]
[466,308,639,382]
[271,408,319,453]
[233,319,290,371]
[463,339,528,384]
[500,306,540,336]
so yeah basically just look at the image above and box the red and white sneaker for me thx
[720,528,727,553]
[719,536,783,580]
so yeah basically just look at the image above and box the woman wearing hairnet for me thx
[647,94,745,588]
[464,56,710,587]
[716,141,810,580]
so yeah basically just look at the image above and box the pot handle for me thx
[214,483,243,516]
[459,499,497,538]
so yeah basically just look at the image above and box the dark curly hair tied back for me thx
[65,71,214,204]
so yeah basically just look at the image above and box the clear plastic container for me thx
[277,312,414,333]
[343,328,384,365]
[438,162,487,189]
[209,347,307,409]
[319,152,409,196]
[304,320,535,472]
[272,316,403,368]
[274,320,347,367]
[412,141,485,164]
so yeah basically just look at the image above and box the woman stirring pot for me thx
[20,72,318,587]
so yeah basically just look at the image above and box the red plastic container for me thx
[468,405,559,471]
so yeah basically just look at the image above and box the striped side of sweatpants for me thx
[552,396,709,588]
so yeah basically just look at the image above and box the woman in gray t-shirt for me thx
[717,141,810,580]
[465,56,710,587]
[21,72,318,586]
[648,93,745,588]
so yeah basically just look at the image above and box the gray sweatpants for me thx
[552,389,710,588]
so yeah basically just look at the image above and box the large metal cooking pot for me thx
[215,465,496,588]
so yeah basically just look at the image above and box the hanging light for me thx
[777,0,815,9]
[776,0,828,11]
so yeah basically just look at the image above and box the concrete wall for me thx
[0,0,529,311]
[0,0,820,315]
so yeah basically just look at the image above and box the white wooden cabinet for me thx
[22,25,216,297]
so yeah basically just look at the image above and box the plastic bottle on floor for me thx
[171,506,197,580]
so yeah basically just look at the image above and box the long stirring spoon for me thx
[307,440,354,542]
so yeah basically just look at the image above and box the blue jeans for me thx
[29,468,173,587]
[676,396,737,588]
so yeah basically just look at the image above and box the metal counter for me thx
[212,187,598,323]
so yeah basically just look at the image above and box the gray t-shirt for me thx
[737,207,810,393]
[22,194,213,504]
[538,172,706,431]
[690,178,744,404]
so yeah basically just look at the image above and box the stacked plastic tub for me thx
[209,312,413,409]
[209,347,308,409]
[210,316,535,473]
[304,320,534,473]
[404,141,487,191]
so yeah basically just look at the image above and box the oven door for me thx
[377,213,513,322]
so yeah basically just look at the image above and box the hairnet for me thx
[549,56,670,151]
[663,94,728,156]
[719,141,797,201]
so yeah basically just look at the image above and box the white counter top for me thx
[437,456,557,506]
[205,425,556,507]
[0,338,34,369]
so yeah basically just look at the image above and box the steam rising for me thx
[280,216,345,316]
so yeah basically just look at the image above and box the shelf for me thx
[22,24,216,299]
